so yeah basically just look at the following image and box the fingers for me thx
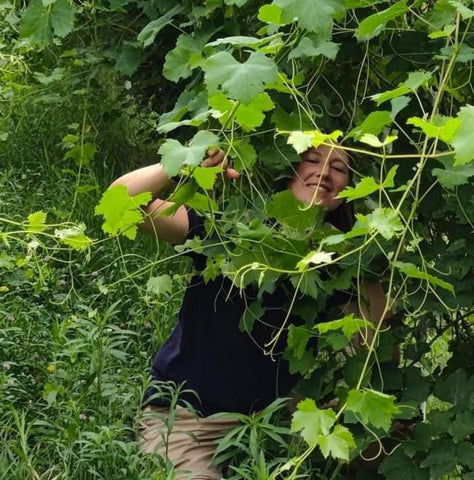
[201,149,240,179]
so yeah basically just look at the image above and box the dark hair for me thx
[325,201,355,233]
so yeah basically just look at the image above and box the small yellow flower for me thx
[46,364,56,373]
[0,286,9,292]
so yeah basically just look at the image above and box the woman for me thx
[110,144,387,479]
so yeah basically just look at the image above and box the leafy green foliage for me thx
[346,389,400,431]
[95,185,151,240]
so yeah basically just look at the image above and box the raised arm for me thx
[109,149,238,245]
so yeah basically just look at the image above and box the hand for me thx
[200,149,240,179]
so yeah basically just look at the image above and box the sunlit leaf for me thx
[27,211,47,233]
[346,389,399,431]
[54,224,92,250]
[451,105,474,166]
[291,398,336,446]
[297,251,334,270]
[318,425,356,461]
[316,314,372,339]
[95,185,151,240]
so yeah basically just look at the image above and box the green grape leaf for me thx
[359,134,397,147]
[258,4,283,24]
[420,439,457,479]
[380,448,430,480]
[54,224,92,250]
[456,441,474,469]
[115,42,142,75]
[204,51,277,103]
[452,105,474,166]
[363,208,403,240]
[290,270,321,299]
[347,111,392,139]
[291,398,336,446]
[346,389,399,431]
[266,190,324,240]
[371,71,432,105]
[276,0,344,35]
[434,368,473,408]
[356,0,408,41]
[64,142,96,167]
[287,131,315,154]
[286,325,312,359]
[231,140,257,171]
[137,5,184,47]
[95,185,152,240]
[209,92,274,131]
[163,33,208,82]
[338,166,398,201]
[407,116,461,143]
[159,131,220,177]
[432,156,474,189]
[27,211,47,233]
[188,166,221,190]
[146,274,173,296]
[449,412,474,442]
[318,425,356,461]
[20,0,75,46]
[393,261,454,294]
[316,314,372,339]
[289,37,340,60]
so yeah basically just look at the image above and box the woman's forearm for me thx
[109,163,172,198]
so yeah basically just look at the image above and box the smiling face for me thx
[289,144,350,211]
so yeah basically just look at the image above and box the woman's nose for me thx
[316,161,330,177]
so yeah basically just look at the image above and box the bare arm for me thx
[109,149,239,245]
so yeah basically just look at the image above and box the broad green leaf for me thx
[287,131,315,154]
[346,389,399,431]
[356,1,408,41]
[390,96,411,119]
[393,261,454,293]
[434,368,473,408]
[159,131,220,177]
[204,51,277,103]
[297,251,334,270]
[115,42,142,75]
[437,44,474,63]
[449,412,474,442]
[27,211,47,233]
[456,441,474,469]
[275,0,344,35]
[20,0,75,46]
[188,166,221,190]
[448,1,474,20]
[286,325,312,359]
[33,67,64,85]
[432,156,474,189]
[371,71,432,105]
[420,439,457,479]
[364,208,403,239]
[318,425,356,461]
[337,176,379,200]
[137,5,184,47]
[266,190,324,240]
[54,224,92,250]
[451,105,474,166]
[404,71,432,90]
[289,37,340,60]
[291,398,336,446]
[163,33,208,82]
[209,92,274,131]
[316,314,372,339]
[347,111,392,139]
[380,448,430,480]
[95,185,152,240]
[206,36,273,48]
[407,116,461,143]
[165,182,219,213]
[146,275,173,296]
[258,4,283,24]
[64,143,96,167]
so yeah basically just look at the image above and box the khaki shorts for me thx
[139,404,240,480]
